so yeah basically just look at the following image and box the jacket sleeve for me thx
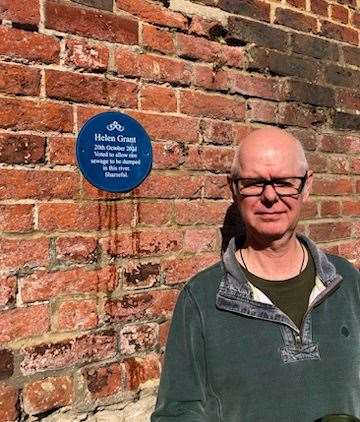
[151,285,208,421]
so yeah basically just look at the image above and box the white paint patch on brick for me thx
[169,0,228,25]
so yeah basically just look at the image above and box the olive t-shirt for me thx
[242,246,316,328]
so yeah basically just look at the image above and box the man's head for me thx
[229,127,313,244]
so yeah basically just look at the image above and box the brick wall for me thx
[0,0,359,419]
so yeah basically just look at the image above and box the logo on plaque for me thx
[76,112,152,192]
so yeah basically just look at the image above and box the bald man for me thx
[151,127,360,422]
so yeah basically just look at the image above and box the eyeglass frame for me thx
[231,172,309,197]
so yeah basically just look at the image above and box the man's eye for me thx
[274,180,293,187]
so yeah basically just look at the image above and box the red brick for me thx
[123,354,160,391]
[56,236,97,262]
[338,240,360,262]
[0,62,40,96]
[180,90,245,121]
[312,177,353,195]
[138,201,173,225]
[0,98,73,132]
[77,105,112,129]
[177,33,222,63]
[337,90,360,113]
[128,111,200,143]
[235,74,284,101]
[232,123,255,145]
[350,157,360,174]
[307,152,328,172]
[123,261,161,289]
[0,133,45,165]
[84,362,124,399]
[286,0,306,9]
[184,228,219,253]
[48,136,76,165]
[153,141,184,169]
[65,39,109,71]
[320,200,341,217]
[248,99,278,123]
[38,202,134,231]
[219,45,247,69]
[309,221,352,241]
[184,145,233,173]
[120,323,158,354]
[356,180,360,194]
[321,20,358,45]
[328,155,349,174]
[310,0,328,16]
[57,299,98,331]
[140,85,177,113]
[46,70,137,108]
[275,8,318,33]
[0,238,49,269]
[0,169,79,200]
[105,289,178,322]
[0,0,39,25]
[0,305,49,342]
[175,200,228,225]
[189,16,223,38]
[46,0,138,44]
[320,133,360,153]
[351,11,360,29]
[202,120,234,145]
[142,25,176,54]
[278,103,326,128]
[0,384,18,421]
[331,4,349,24]
[21,331,116,375]
[0,276,16,308]
[0,26,59,64]
[23,376,73,416]
[115,48,192,85]
[203,174,232,199]
[193,66,231,91]
[342,201,360,216]
[134,174,203,198]
[0,204,33,232]
[116,0,187,29]
[162,254,219,285]
[300,201,318,219]
[159,320,171,347]
[20,266,117,303]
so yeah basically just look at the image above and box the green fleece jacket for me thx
[151,235,360,422]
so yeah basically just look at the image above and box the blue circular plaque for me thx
[76,112,152,192]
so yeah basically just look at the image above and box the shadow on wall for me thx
[221,202,245,253]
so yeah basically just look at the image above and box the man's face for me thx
[233,134,312,243]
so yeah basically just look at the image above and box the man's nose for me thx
[261,184,279,203]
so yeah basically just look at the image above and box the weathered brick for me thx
[0,305,49,342]
[142,25,176,54]
[202,119,234,145]
[320,20,358,44]
[120,323,158,354]
[287,128,318,151]
[0,98,73,132]
[140,85,177,113]
[0,349,14,380]
[234,73,284,101]
[189,16,224,38]
[203,175,232,199]
[309,221,352,241]
[57,299,98,331]
[20,266,117,303]
[123,261,161,289]
[105,289,178,322]
[116,0,187,29]
[0,133,45,165]
[184,145,233,173]
[21,331,116,375]
[138,201,173,225]
[48,136,76,165]
[342,201,360,216]
[56,236,97,262]
[0,384,18,421]
[115,48,192,85]
[46,70,137,108]
[320,200,341,217]
[65,39,109,71]
[23,376,73,415]
[247,99,278,124]
[312,177,353,194]
[351,11,360,29]
[328,155,349,174]
[38,202,134,231]
[227,16,289,51]
[307,152,328,172]
[300,201,318,219]
[84,362,124,399]
[278,103,326,128]
[180,90,245,121]
[310,0,328,16]
[123,354,160,391]
[184,228,219,253]
[0,26,60,64]
[275,8,318,33]
[0,276,16,308]
[153,141,184,169]
[342,45,360,67]
[0,204,33,233]
[325,64,360,89]
[175,200,229,225]
[219,0,270,22]
[320,133,360,153]
[286,0,306,9]
[350,157,360,174]
[0,62,40,96]
[159,320,170,348]
[0,238,49,269]
[0,0,39,25]
[46,0,138,44]
[163,255,217,285]
[193,66,231,91]
[0,169,79,200]
[333,112,360,130]
[177,33,221,63]
[331,4,349,24]
[285,80,335,107]
[338,241,360,265]
[291,33,339,61]
[336,90,360,112]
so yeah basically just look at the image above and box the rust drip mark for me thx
[124,263,160,286]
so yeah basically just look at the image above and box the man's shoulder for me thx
[184,261,224,299]
[326,253,359,279]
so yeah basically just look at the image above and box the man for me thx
[151,127,360,421]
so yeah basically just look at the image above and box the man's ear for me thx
[302,170,313,202]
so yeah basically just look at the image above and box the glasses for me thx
[232,173,308,197]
